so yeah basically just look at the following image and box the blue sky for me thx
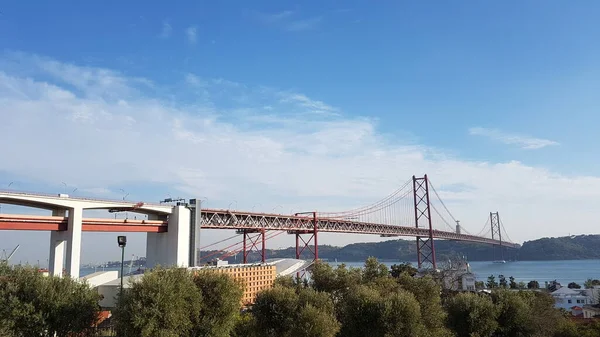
[1,1,600,263]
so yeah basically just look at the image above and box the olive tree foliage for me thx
[251,286,340,337]
[230,312,257,337]
[390,262,418,278]
[515,291,565,337]
[192,271,244,337]
[114,267,203,337]
[491,290,535,337]
[114,267,244,337]
[363,256,389,283]
[0,262,101,337]
[397,273,452,337]
[337,285,426,337]
[309,260,361,297]
[445,292,498,337]
[584,279,600,289]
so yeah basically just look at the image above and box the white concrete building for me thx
[417,259,476,291]
[550,286,599,311]
[442,260,476,291]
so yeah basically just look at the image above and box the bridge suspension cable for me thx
[499,218,514,244]
[199,233,240,250]
[428,180,459,224]
[430,203,457,232]
[318,178,412,219]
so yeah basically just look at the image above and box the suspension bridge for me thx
[195,175,518,269]
[0,174,518,277]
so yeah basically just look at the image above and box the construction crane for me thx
[1,244,20,262]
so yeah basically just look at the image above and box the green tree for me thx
[498,275,508,288]
[396,273,451,337]
[527,280,540,289]
[517,281,527,289]
[290,304,340,337]
[509,276,518,289]
[584,279,600,289]
[487,275,498,289]
[390,262,417,278]
[337,285,387,337]
[445,292,498,337]
[568,282,581,289]
[492,290,534,337]
[382,290,427,337]
[309,261,338,293]
[114,267,202,337]
[517,291,565,336]
[362,257,389,283]
[192,271,244,337]
[274,275,297,288]
[231,312,257,337]
[0,263,101,337]
[252,286,339,337]
[475,281,485,290]
[309,261,361,297]
[252,287,299,336]
[295,288,340,337]
[574,320,600,337]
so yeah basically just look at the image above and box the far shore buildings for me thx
[547,281,600,316]
[416,258,476,291]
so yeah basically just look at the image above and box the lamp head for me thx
[117,235,127,248]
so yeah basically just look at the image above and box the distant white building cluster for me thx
[548,281,600,318]
[417,258,476,292]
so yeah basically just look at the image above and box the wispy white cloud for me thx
[159,21,172,38]
[254,10,322,32]
[262,10,294,23]
[186,25,197,44]
[185,73,204,87]
[279,92,339,115]
[469,127,559,150]
[2,52,600,263]
[285,17,322,32]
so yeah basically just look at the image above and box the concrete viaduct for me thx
[0,191,194,278]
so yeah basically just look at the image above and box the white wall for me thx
[145,206,190,268]
[81,271,119,287]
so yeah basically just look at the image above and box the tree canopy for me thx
[0,262,101,337]
[114,267,243,337]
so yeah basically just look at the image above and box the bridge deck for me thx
[0,210,518,248]
[201,210,519,248]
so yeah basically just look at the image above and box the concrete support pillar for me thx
[145,206,190,269]
[65,207,83,278]
[49,209,66,277]
[49,230,66,276]
[167,206,190,267]
[145,214,164,269]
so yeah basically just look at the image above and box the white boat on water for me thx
[493,260,506,264]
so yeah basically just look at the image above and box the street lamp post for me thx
[117,236,127,293]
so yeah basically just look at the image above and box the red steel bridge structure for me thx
[0,175,518,269]
[194,174,518,269]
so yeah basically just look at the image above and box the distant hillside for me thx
[204,234,600,263]
[517,235,600,260]
[204,239,505,263]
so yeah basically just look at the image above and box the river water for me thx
[81,260,600,286]
[331,260,600,286]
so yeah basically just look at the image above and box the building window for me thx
[568,300,572,304]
